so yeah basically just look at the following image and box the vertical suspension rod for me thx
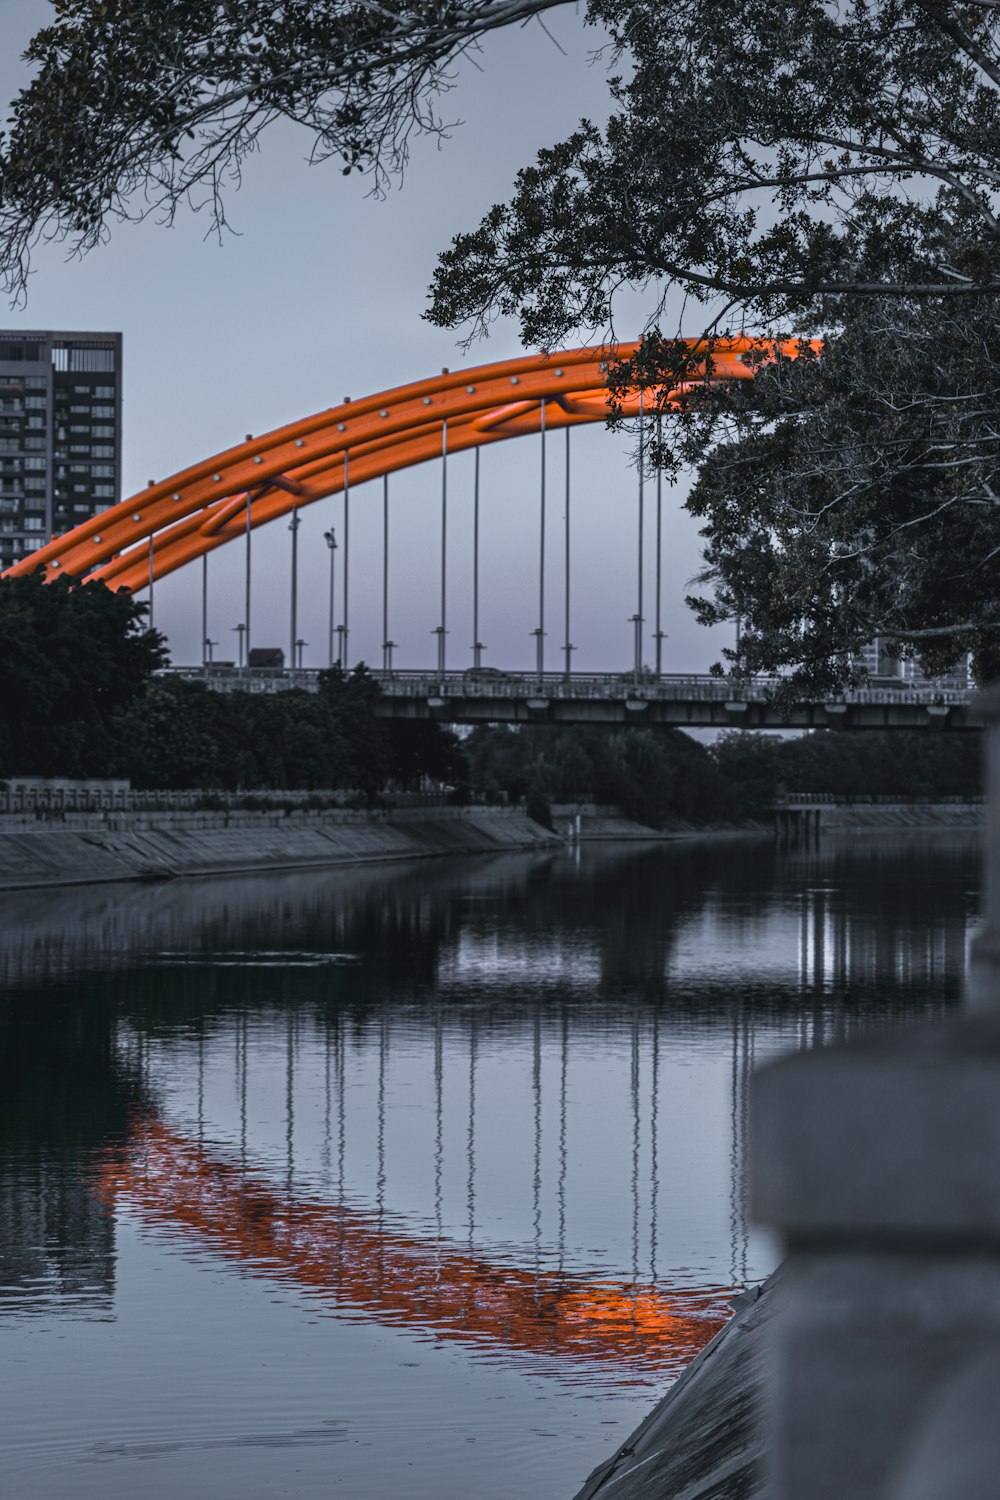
[201,554,208,667]
[382,475,390,670]
[472,449,481,668]
[636,390,645,676]
[244,491,252,663]
[564,427,572,679]
[655,413,664,677]
[536,400,546,681]
[439,419,448,674]
[342,452,350,667]
[289,506,299,668]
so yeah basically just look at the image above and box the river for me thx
[0,835,979,1499]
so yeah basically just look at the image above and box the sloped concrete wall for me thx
[0,809,556,891]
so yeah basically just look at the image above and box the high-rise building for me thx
[0,330,122,573]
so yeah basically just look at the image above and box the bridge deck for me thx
[160,668,981,730]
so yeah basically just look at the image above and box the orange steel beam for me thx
[4,339,808,595]
[96,1114,733,1379]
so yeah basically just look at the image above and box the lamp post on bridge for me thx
[531,627,546,684]
[233,622,246,670]
[335,623,347,669]
[204,638,218,667]
[629,613,643,682]
[295,638,307,670]
[323,528,337,667]
[432,625,447,676]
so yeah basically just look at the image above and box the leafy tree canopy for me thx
[0,573,166,777]
[0,0,563,302]
[427,0,1000,687]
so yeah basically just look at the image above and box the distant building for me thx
[856,634,972,689]
[0,330,123,574]
[248,647,285,669]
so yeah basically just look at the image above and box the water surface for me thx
[0,836,978,1498]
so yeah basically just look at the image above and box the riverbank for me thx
[0,806,558,891]
[573,1276,773,1500]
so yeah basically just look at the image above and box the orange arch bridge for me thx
[4,339,798,593]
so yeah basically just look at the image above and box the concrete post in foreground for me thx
[753,686,1000,1498]
[752,1019,1000,1499]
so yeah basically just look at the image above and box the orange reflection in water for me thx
[96,1116,731,1383]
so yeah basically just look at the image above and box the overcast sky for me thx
[0,0,735,674]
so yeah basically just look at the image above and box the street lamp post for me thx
[204,638,218,667]
[295,638,307,670]
[323,528,337,666]
[629,613,642,682]
[234,622,246,669]
[531,626,546,683]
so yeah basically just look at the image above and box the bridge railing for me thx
[157,665,974,707]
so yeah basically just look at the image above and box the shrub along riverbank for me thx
[0,575,983,821]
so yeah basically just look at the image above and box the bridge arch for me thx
[3,339,778,594]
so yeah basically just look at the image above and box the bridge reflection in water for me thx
[98,1115,732,1383]
[0,841,975,1398]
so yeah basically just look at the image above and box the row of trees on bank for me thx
[0,575,464,795]
[466,725,983,828]
[0,574,981,815]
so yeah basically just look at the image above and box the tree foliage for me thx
[426,0,1000,686]
[0,0,562,301]
[113,666,466,792]
[465,724,732,827]
[0,573,166,778]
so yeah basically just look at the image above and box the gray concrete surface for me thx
[572,1280,771,1500]
[0,808,557,890]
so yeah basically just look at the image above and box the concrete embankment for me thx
[550,803,771,843]
[0,806,557,891]
[573,1276,772,1500]
[818,801,982,831]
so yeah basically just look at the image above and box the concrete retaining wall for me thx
[819,801,983,831]
[0,807,557,891]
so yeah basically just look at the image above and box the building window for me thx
[91,464,115,477]
[23,515,45,530]
[90,444,115,457]
[0,340,40,362]
[58,346,116,373]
